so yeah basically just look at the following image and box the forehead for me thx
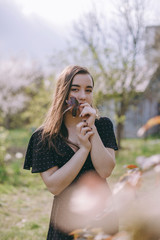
[72,74,93,87]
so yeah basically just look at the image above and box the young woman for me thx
[24,65,118,240]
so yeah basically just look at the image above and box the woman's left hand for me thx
[79,103,96,127]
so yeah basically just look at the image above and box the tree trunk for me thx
[4,114,11,129]
[116,122,124,149]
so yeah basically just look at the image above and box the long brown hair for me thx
[41,65,94,151]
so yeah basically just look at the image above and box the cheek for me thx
[88,94,93,103]
[68,89,74,97]
[68,92,76,99]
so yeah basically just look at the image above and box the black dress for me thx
[23,117,118,240]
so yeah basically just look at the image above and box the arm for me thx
[90,125,115,178]
[80,103,116,178]
[40,122,94,196]
[40,147,89,195]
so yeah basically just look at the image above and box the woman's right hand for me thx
[76,121,94,151]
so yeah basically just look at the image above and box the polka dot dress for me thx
[23,117,118,239]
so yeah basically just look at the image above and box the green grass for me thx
[6,128,32,153]
[0,182,51,240]
[0,128,160,239]
[110,138,160,183]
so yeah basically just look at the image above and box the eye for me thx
[86,89,92,93]
[71,88,79,92]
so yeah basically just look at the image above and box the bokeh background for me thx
[0,0,160,239]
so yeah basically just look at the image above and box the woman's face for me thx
[68,73,93,106]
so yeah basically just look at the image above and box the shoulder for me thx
[30,128,43,140]
[25,128,46,157]
[95,117,114,129]
[24,128,58,173]
[28,128,43,146]
[95,117,118,150]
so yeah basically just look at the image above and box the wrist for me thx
[79,145,91,153]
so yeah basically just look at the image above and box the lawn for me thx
[0,128,160,239]
[111,137,160,181]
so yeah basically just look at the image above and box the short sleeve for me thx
[23,130,58,173]
[95,117,118,150]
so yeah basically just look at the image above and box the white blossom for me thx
[15,152,23,159]
[0,57,42,116]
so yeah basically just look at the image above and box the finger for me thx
[79,103,91,111]
[79,103,87,112]
[80,108,91,118]
[84,131,94,139]
[80,106,96,118]
[76,121,88,132]
[81,126,92,135]
[80,103,90,108]
[77,121,87,127]
[85,117,95,127]
[82,119,88,123]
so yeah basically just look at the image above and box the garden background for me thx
[0,0,160,239]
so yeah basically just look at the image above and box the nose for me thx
[78,89,86,101]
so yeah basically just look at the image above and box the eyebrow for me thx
[71,84,93,89]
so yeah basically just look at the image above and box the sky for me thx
[0,0,97,63]
[0,0,160,65]
[14,0,93,26]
